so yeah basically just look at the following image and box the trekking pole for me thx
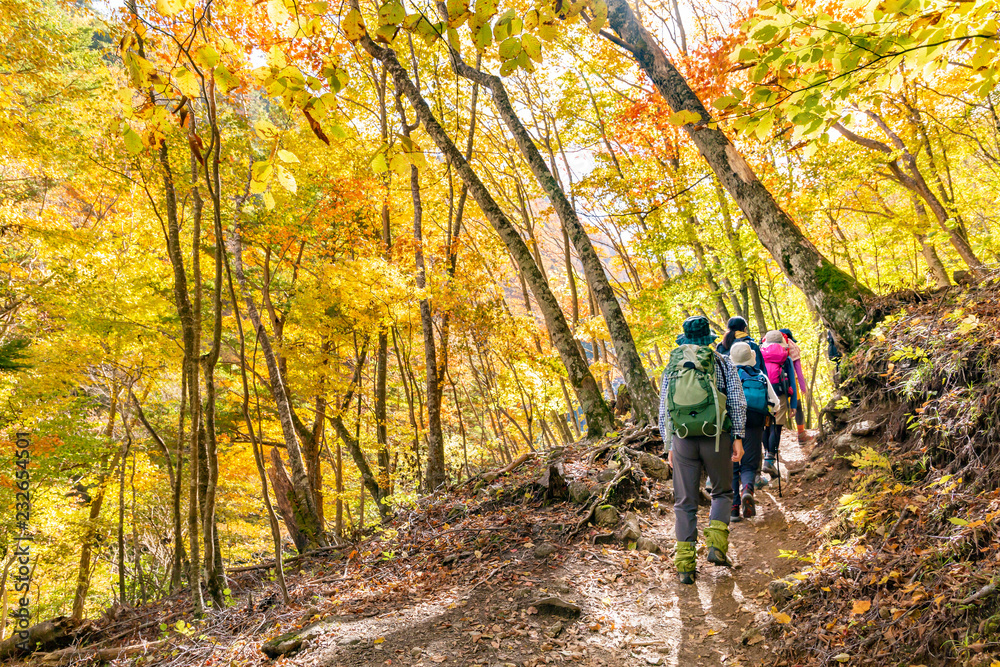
[776,448,782,498]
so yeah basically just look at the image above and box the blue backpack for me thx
[737,367,769,414]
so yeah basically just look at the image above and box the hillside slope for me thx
[763,281,1000,666]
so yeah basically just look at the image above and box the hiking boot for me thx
[762,457,779,477]
[741,486,756,519]
[703,520,732,567]
[730,504,742,523]
[755,473,770,490]
[707,546,733,567]
[675,541,696,581]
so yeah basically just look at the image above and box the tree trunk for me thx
[267,448,306,553]
[171,372,186,591]
[686,219,731,323]
[912,197,951,288]
[392,326,422,490]
[306,396,326,527]
[835,116,984,277]
[375,326,390,495]
[117,431,129,604]
[603,0,872,348]
[747,278,768,335]
[355,28,614,435]
[186,151,204,615]
[220,231,291,602]
[230,230,326,550]
[374,66,394,501]
[916,233,950,288]
[450,58,658,426]
[72,386,121,621]
[329,342,392,518]
[198,92,227,606]
[335,439,344,539]
[560,378,581,437]
[399,98,447,491]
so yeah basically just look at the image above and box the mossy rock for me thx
[594,505,620,527]
[261,632,304,659]
[635,536,662,554]
[568,481,592,504]
[261,622,328,659]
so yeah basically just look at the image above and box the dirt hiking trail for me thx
[287,431,834,667]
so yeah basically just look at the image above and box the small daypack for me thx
[738,367,769,414]
[770,360,791,396]
[761,344,791,395]
[666,345,730,450]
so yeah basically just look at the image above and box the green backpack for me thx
[666,345,731,450]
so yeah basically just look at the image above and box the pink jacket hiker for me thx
[760,342,789,386]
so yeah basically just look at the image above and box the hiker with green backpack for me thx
[659,316,746,585]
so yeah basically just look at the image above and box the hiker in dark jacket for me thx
[659,316,745,584]
[827,330,843,386]
[716,316,766,375]
[827,330,841,366]
[728,342,779,522]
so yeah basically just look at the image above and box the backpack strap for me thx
[711,350,726,452]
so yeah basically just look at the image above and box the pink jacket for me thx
[785,340,809,397]
[760,343,789,386]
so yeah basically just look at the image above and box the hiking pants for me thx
[765,424,782,457]
[733,422,764,498]
[672,434,733,543]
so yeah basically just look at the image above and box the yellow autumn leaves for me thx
[249,120,299,209]
[769,597,870,629]
[338,0,606,76]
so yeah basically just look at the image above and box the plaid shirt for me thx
[658,350,747,447]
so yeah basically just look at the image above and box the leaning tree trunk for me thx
[604,0,872,348]
[222,217,291,603]
[230,231,327,550]
[449,58,659,425]
[913,197,951,288]
[354,25,614,436]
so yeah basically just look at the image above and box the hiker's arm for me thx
[658,371,671,449]
[719,355,746,439]
[793,357,808,402]
[785,358,798,409]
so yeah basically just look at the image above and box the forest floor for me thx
[22,427,856,667]
[289,429,836,667]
